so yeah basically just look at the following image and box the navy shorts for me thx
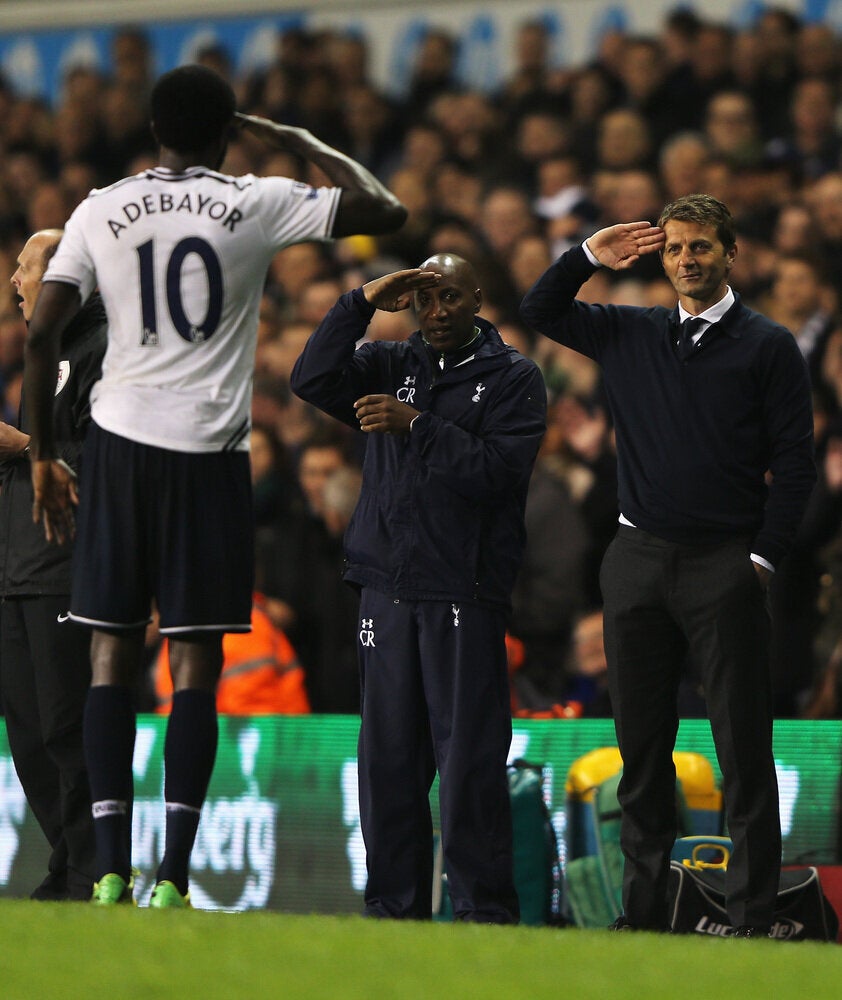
[70,422,254,635]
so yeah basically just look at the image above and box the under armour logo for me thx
[472,383,486,403]
[452,604,460,627]
[404,376,416,386]
[359,618,376,647]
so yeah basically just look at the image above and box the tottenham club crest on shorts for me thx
[55,360,70,396]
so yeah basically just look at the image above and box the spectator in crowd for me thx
[22,64,406,912]
[98,80,155,181]
[0,228,106,901]
[678,22,736,128]
[324,32,371,92]
[110,26,153,92]
[250,421,298,529]
[762,252,836,384]
[766,78,842,182]
[771,200,814,256]
[799,424,842,718]
[429,91,503,178]
[658,8,702,81]
[533,154,599,258]
[510,436,593,708]
[404,29,459,120]
[268,241,336,318]
[704,90,765,167]
[806,172,842,302]
[565,65,621,164]
[614,36,681,147]
[658,132,711,202]
[256,433,362,714]
[771,407,842,717]
[195,44,235,86]
[477,184,539,263]
[520,194,815,935]
[153,593,311,716]
[498,19,555,122]
[291,253,546,922]
[594,108,654,171]
[508,233,554,302]
[752,6,800,139]
[396,122,447,183]
[339,83,403,181]
[431,163,483,231]
[567,607,612,717]
[295,276,345,327]
[795,22,841,85]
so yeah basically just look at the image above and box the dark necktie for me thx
[677,317,703,361]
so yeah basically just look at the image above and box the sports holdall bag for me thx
[668,860,839,941]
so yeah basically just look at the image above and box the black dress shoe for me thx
[30,870,68,901]
[732,925,771,938]
[608,915,635,930]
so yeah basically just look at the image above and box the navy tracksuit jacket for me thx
[292,288,546,921]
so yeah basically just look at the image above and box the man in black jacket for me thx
[0,230,106,900]
[520,195,816,937]
[292,254,546,922]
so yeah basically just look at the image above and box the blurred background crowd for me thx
[1,7,842,720]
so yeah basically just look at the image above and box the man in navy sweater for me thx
[521,194,816,937]
[292,254,546,922]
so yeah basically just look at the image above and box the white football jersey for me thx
[45,166,340,452]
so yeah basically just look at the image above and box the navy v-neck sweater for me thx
[521,245,816,568]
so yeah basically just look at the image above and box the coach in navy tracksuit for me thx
[521,195,816,937]
[292,254,546,922]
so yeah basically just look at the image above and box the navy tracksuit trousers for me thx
[356,587,519,922]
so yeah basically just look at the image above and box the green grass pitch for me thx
[2,901,841,999]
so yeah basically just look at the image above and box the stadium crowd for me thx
[2,9,842,720]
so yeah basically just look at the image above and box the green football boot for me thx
[92,870,136,906]
[149,880,192,909]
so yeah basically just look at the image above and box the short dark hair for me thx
[658,194,736,250]
[150,64,236,153]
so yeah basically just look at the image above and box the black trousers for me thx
[0,595,96,898]
[600,527,780,929]
[356,588,519,923]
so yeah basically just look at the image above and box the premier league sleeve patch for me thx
[291,181,318,200]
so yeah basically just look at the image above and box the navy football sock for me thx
[156,689,218,895]
[83,685,136,882]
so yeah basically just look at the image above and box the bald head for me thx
[414,251,482,354]
[419,252,479,291]
[11,229,63,322]
[29,229,63,264]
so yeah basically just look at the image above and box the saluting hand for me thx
[586,221,666,270]
[362,268,441,312]
[234,112,314,152]
[31,458,77,545]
